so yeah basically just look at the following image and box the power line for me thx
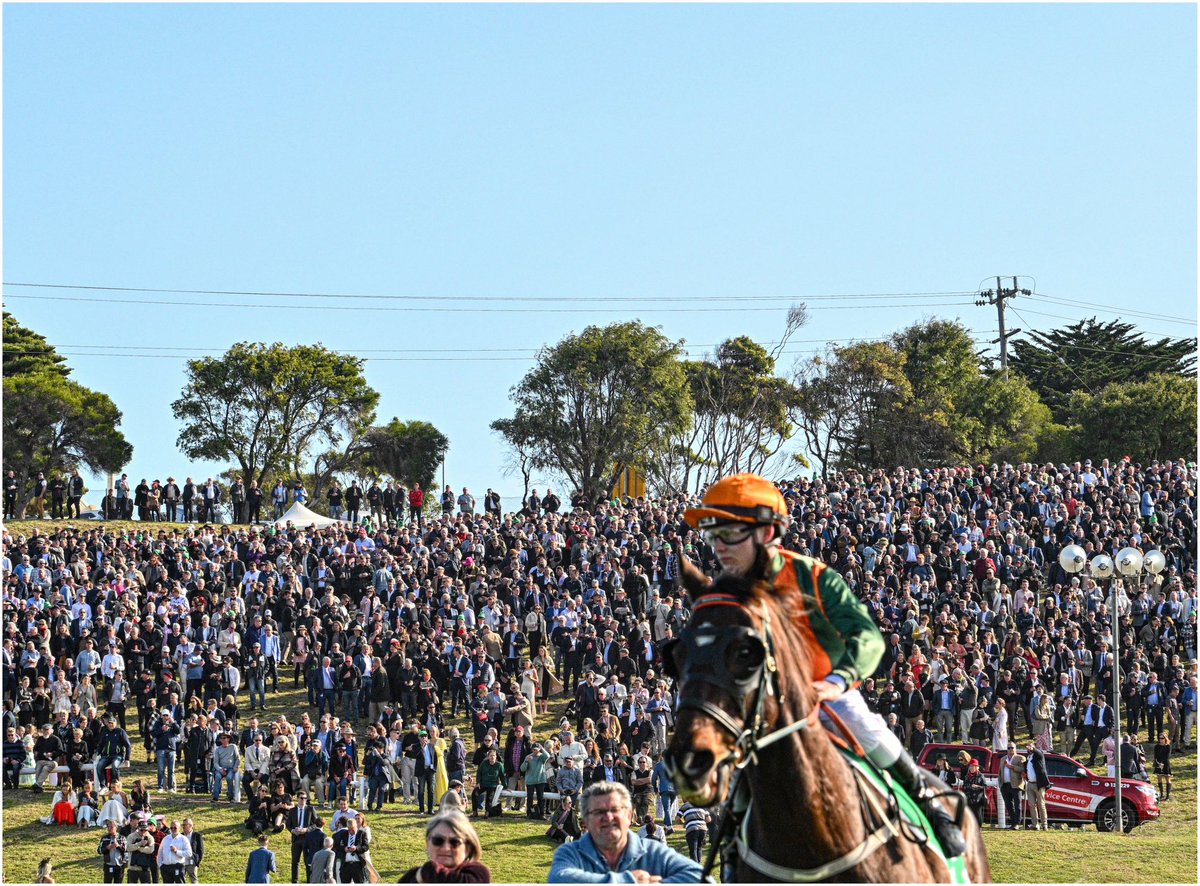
[1013,306,1192,337]
[1027,291,1195,326]
[4,337,999,364]
[1,293,978,314]
[2,280,976,303]
[1031,291,1195,325]
[1007,305,1097,396]
[36,331,994,356]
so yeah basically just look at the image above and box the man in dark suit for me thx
[302,818,329,882]
[559,626,585,693]
[414,731,439,814]
[308,835,335,884]
[182,819,204,883]
[240,717,266,751]
[287,792,317,882]
[332,818,369,883]
[900,679,926,741]
[501,619,526,679]
[1023,743,1050,830]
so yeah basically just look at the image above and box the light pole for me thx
[1110,546,1147,833]
[1089,552,1121,830]
[1060,544,1124,831]
[1107,546,1166,831]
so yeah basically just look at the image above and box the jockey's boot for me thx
[887,753,968,858]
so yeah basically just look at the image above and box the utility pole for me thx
[975,276,1030,377]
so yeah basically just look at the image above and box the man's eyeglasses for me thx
[702,524,755,546]
[587,806,624,818]
[429,835,463,848]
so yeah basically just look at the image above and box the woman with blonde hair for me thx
[97,779,129,828]
[1032,691,1055,752]
[429,724,449,805]
[532,646,561,716]
[520,659,539,712]
[578,718,596,744]
[399,809,490,883]
[45,775,79,826]
[74,674,98,715]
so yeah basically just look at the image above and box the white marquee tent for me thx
[273,502,343,529]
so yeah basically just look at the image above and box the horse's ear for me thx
[676,544,713,602]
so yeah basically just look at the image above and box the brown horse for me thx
[664,568,991,883]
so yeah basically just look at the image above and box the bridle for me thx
[665,593,820,774]
[667,592,898,883]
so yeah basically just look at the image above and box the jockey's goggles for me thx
[702,523,758,546]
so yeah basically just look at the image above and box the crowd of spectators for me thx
[2,456,1197,880]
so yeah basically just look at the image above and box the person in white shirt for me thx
[558,733,586,768]
[330,797,358,832]
[101,649,126,682]
[157,820,194,883]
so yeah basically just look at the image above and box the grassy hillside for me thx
[2,517,1195,882]
[1,686,577,884]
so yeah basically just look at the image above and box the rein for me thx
[682,594,888,883]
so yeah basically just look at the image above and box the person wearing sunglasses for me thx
[399,809,490,883]
[679,472,967,857]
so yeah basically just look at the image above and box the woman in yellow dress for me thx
[429,724,450,804]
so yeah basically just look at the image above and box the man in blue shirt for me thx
[549,782,703,883]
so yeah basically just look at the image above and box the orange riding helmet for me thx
[683,473,789,529]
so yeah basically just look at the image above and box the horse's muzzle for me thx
[664,747,721,804]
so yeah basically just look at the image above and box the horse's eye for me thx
[731,642,765,672]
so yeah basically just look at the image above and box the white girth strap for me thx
[737,799,895,882]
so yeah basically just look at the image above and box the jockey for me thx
[683,472,967,857]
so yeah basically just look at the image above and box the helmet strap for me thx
[752,544,771,577]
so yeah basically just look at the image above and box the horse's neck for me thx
[746,708,865,867]
[741,609,867,871]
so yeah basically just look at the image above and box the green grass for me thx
[6,683,1195,886]
[979,745,1197,884]
[1,683,699,883]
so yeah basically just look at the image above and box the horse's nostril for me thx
[681,749,715,778]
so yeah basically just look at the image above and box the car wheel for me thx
[1095,799,1137,832]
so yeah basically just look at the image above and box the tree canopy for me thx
[1073,374,1197,464]
[3,372,133,515]
[171,342,379,489]
[2,312,131,515]
[3,311,70,379]
[363,419,450,490]
[492,321,692,504]
[792,319,1052,475]
[1009,318,1196,423]
[793,339,912,476]
[652,335,803,495]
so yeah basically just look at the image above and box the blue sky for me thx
[4,2,1196,505]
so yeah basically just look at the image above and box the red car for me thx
[916,742,1160,832]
